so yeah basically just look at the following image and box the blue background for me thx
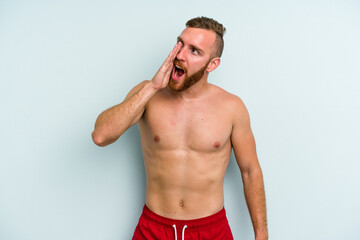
[1,0,360,239]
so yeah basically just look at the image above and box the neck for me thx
[167,75,209,100]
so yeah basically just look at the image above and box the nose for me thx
[176,46,186,61]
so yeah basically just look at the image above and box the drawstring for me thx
[182,225,187,239]
[172,225,177,240]
[172,224,187,240]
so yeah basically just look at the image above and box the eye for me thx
[191,48,199,54]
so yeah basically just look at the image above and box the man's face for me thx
[168,27,217,92]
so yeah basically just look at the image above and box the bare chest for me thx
[140,99,232,152]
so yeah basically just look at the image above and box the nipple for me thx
[214,141,221,148]
[153,135,160,143]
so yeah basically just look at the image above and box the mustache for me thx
[173,59,187,73]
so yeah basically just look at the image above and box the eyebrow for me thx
[177,36,204,54]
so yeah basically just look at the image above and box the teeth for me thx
[175,65,183,70]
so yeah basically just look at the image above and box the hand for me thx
[151,42,182,90]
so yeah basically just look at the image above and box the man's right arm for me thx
[91,42,182,147]
[92,81,157,147]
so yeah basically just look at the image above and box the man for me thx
[92,17,268,240]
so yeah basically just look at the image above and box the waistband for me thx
[142,204,228,230]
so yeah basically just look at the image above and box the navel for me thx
[179,200,184,208]
[153,135,160,143]
[214,141,221,148]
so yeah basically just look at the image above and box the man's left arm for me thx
[230,98,268,240]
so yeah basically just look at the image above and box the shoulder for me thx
[209,84,250,125]
[209,84,248,112]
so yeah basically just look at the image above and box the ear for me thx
[206,57,221,72]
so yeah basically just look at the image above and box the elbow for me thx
[92,129,119,147]
[92,130,108,147]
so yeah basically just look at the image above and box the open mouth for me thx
[172,65,185,81]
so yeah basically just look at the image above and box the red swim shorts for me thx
[132,205,234,240]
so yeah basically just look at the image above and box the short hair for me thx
[186,16,226,58]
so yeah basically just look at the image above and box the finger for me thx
[170,41,182,59]
[158,42,182,76]
[164,65,173,80]
[163,42,182,67]
[163,44,181,75]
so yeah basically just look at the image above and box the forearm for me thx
[242,168,268,240]
[92,81,157,146]
[92,42,182,147]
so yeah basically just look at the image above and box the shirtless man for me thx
[92,17,268,240]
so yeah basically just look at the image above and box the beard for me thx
[168,60,209,92]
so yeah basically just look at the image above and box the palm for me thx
[152,42,182,89]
